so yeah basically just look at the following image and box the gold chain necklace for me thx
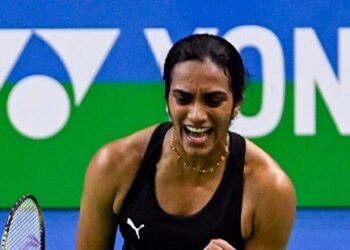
[170,130,230,174]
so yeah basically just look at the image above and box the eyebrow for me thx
[204,91,228,97]
[172,89,192,96]
[172,89,227,96]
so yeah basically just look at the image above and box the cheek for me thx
[214,108,234,127]
[168,101,185,121]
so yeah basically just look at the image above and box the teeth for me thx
[185,126,210,133]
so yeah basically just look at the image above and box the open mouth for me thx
[183,125,212,139]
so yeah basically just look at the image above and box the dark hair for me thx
[163,34,246,108]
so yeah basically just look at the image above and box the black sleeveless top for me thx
[118,122,245,250]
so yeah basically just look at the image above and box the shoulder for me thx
[242,139,296,248]
[244,139,295,201]
[84,124,159,210]
[89,124,159,184]
[93,125,158,171]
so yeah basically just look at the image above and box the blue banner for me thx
[0,0,347,82]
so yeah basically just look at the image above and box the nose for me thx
[188,102,207,123]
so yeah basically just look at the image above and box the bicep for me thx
[76,151,119,250]
[245,175,296,250]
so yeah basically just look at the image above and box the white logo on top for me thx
[127,218,145,240]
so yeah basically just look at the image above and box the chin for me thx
[183,143,213,158]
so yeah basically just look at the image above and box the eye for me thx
[204,93,227,107]
[173,90,193,105]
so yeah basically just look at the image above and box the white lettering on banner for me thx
[295,28,350,135]
[144,28,173,74]
[224,26,285,137]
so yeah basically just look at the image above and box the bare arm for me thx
[76,147,119,249]
[245,168,296,250]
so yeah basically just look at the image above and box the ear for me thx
[231,105,241,120]
[165,100,170,115]
[165,103,172,119]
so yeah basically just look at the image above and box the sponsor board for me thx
[1,1,349,207]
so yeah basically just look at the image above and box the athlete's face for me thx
[168,60,235,158]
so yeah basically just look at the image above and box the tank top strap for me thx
[120,122,172,208]
[140,122,172,168]
[226,131,246,182]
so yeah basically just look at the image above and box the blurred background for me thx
[0,0,349,249]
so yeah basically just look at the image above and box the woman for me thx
[77,34,296,250]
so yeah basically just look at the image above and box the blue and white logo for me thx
[0,29,119,139]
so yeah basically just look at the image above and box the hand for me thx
[203,239,236,250]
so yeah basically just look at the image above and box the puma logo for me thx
[127,218,145,239]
